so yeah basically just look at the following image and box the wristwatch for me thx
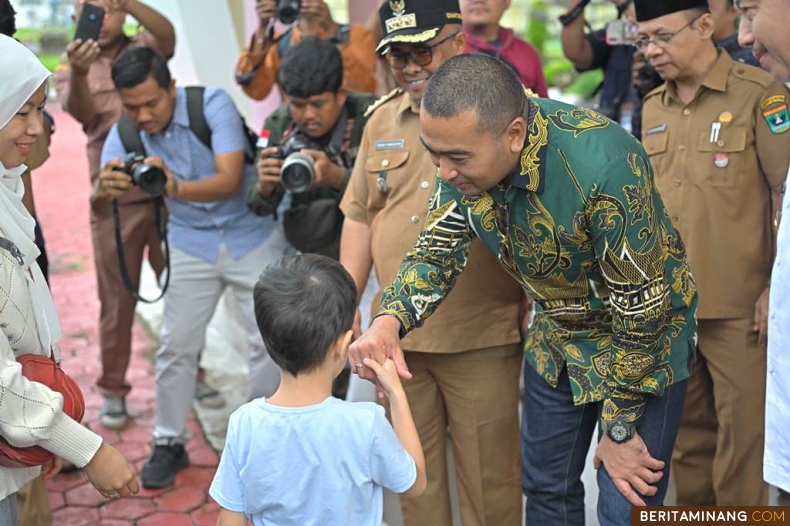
[603,420,636,444]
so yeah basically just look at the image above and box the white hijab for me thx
[0,34,61,358]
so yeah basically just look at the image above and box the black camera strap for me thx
[112,197,171,304]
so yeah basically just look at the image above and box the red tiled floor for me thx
[100,498,156,520]
[154,487,205,513]
[51,505,100,526]
[138,512,195,526]
[41,108,220,523]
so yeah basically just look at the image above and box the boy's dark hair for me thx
[111,46,171,90]
[0,0,17,37]
[254,254,357,376]
[278,35,344,99]
[422,54,526,134]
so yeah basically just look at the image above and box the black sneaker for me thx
[140,444,189,489]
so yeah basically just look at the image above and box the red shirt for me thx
[464,27,548,98]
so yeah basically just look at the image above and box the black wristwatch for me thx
[603,420,636,444]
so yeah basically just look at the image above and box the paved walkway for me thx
[38,108,220,526]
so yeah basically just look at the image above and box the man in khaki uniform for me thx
[638,0,790,505]
[339,1,523,524]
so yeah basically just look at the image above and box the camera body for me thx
[605,19,639,46]
[271,133,326,194]
[116,152,168,197]
[277,0,302,25]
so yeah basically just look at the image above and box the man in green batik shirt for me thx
[350,54,697,525]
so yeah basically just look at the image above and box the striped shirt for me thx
[101,86,273,263]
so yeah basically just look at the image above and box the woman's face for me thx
[0,83,47,168]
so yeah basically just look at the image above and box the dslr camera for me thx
[271,133,326,194]
[277,0,301,25]
[115,152,168,197]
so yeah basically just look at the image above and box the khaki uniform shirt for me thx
[54,33,156,204]
[340,90,521,354]
[642,52,790,319]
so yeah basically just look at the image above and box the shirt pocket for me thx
[643,132,669,182]
[696,128,749,188]
[364,149,410,211]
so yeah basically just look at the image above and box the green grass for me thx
[39,54,61,72]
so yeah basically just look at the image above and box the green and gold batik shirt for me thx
[380,96,698,423]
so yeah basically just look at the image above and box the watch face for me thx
[610,422,629,443]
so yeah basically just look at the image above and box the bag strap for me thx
[0,236,24,266]
[118,114,146,156]
[185,86,212,151]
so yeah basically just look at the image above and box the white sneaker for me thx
[195,381,226,409]
[99,397,128,430]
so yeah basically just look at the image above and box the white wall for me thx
[142,0,268,126]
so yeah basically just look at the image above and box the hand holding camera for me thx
[300,149,344,190]
[256,147,284,198]
[257,136,344,196]
[66,38,101,76]
[94,154,175,203]
[255,0,277,28]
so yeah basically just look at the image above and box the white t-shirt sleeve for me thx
[209,418,247,513]
[368,405,417,494]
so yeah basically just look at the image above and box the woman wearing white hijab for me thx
[0,34,140,522]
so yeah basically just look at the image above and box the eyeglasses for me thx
[633,14,701,51]
[384,32,461,70]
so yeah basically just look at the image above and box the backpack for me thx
[117,86,258,165]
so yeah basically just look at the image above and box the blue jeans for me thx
[521,362,688,526]
[0,492,18,525]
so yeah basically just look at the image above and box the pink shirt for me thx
[464,27,548,98]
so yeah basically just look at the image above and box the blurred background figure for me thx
[236,0,377,102]
[560,0,644,136]
[461,0,549,97]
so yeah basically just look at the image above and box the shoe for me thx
[99,397,128,430]
[140,444,189,489]
[195,380,226,409]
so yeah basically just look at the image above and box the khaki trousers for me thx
[672,318,769,505]
[91,201,165,398]
[16,478,51,526]
[390,344,522,526]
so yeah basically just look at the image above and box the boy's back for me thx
[210,396,417,526]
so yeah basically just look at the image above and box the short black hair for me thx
[111,46,171,90]
[422,54,527,133]
[278,35,344,98]
[253,254,357,377]
[0,0,16,37]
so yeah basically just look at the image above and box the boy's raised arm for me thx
[364,357,427,499]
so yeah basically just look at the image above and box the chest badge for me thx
[376,171,389,194]
[714,153,729,168]
[718,111,733,124]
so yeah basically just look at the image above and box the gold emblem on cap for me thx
[389,0,406,16]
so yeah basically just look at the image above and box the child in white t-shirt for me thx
[209,254,426,526]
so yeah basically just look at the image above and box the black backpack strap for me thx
[118,114,146,156]
[185,86,212,151]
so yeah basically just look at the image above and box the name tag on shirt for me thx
[645,124,667,136]
[375,140,405,151]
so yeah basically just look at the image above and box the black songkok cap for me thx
[634,0,709,22]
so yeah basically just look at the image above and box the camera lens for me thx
[277,0,301,25]
[280,152,315,194]
[133,164,167,197]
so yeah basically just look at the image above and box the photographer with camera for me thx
[560,0,646,137]
[247,36,375,259]
[97,47,284,489]
[235,0,377,102]
[53,0,175,432]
